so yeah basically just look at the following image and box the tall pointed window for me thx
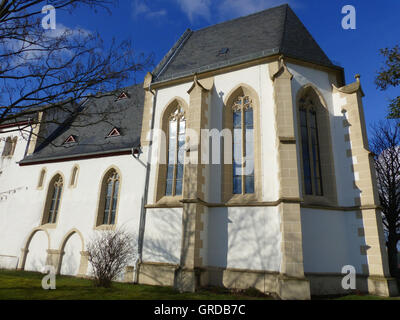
[2,136,17,157]
[37,168,46,189]
[232,96,254,194]
[299,95,323,196]
[69,166,79,187]
[43,175,63,224]
[165,107,186,196]
[101,170,120,225]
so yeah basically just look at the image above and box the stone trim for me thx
[137,263,309,299]
[140,72,155,147]
[174,75,211,292]
[137,261,178,287]
[26,111,43,156]
[145,199,381,212]
[269,56,311,300]
[332,75,397,296]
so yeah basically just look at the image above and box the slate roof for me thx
[19,84,144,164]
[153,4,337,83]
[16,4,337,163]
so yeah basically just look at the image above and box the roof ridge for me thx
[281,5,332,65]
[279,4,289,53]
[153,28,193,78]
[192,3,289,33]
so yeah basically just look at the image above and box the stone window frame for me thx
[295,84,337,206]
[94,166,122,230]
[165,106,186,197]
[37,168,47,190]
[1,136,17,157]
[41,173,64,228]
[222,84,262,204]
[69,165,79,188]
[154,97,189,205]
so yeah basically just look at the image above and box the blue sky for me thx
[57,0,400,133]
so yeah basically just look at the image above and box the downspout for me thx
[134,82,158,283]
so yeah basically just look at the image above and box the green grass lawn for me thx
[0,269,273,300]
[0,270,398,300]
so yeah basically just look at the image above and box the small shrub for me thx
[87,228,137,288]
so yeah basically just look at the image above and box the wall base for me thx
[367,276,398,297]
[137,263,312,299]
[277,275,311,300]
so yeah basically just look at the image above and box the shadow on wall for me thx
[23,229,49,273]
[59,231,84,276]
[142,208,182,285]
[207,206,281,289]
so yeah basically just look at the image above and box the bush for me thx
[87,228,137,288]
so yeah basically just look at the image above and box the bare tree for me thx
[0,0,152,128]
[370,120,400,277]
[87,228,137,288]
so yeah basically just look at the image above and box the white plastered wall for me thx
[301,208,367,274]
[207,206,281,272]
[0,138,147,273]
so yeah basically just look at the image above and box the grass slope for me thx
[0,270,272,300]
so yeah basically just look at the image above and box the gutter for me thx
[18,147,136,166]
[134,82,158,283]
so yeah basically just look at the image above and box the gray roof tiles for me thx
[154,4,335,82]
[20,84,144,164]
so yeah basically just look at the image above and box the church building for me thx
[0,4,397,299]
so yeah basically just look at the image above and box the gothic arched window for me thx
[99,169,120,225]
[70,165,79,187]
[43,174,63,224]
[165,107,186,196]
[299,95,323,196]
[232,96,254,194]
[2,136,17,157]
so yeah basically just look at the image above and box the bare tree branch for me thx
[371,120,400,277]
[0,0,153,141]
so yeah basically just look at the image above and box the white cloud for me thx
[5,23,91,62]
[132,0,167,20]
[174,0,211,22]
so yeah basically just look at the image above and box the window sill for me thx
[41,223,57,229]
[94,224,116,231]
[302,194,336,207]
[225,193,259,205]
[155,195,184,207]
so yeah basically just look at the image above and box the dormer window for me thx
[107,127,121,138]
[116,92,129,101]
[217,47,229,56]
[64,135,77,144]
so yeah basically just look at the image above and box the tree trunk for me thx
[387,236,399,278]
